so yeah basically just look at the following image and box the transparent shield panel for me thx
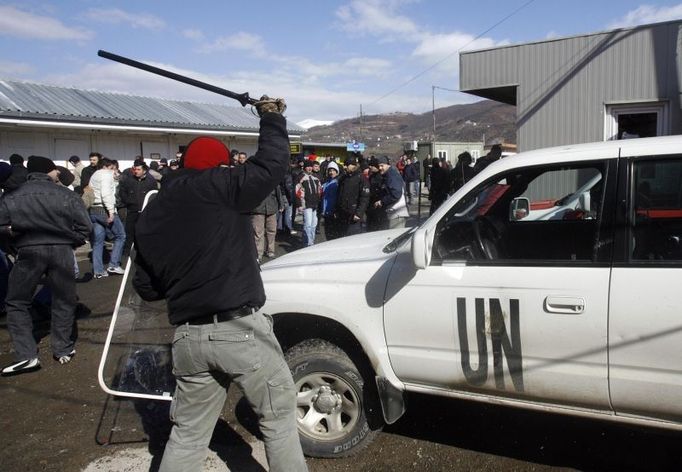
[98,190,174,400]
[98,246,175,400]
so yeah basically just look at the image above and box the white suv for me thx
[261,135,682,457]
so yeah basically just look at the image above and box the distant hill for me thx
[302,100,516,156]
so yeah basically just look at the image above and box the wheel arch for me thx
[272,312,406,426]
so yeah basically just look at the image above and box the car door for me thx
[609,154,682,421]
[384,157,617,409]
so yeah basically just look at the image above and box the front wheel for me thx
[285,339,381,457]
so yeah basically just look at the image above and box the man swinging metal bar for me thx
[96,51,307,471]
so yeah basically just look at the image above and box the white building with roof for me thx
[0,79,304,169]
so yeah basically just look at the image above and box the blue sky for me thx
[1,0,681,125]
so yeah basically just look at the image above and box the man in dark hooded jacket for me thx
[428,157,450,214]
[336,156,370,237]
[132,97,307,472]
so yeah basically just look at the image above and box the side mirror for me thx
[510,197,529,221]
[412,227,432,269]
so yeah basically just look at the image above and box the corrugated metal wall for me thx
[461,21,682,151]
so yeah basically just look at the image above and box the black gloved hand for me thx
[254,95,287,116]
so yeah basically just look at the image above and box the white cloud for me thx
[199,32,266,56]
[334,0,506,87]
[0,6,92,40]
[413,32,498,59]
[281,55,393,81]
[411,32,503,76]
[0,60,34,76]
[342,57,393,76]
[336,0,419,39]
[608,4,682,28]
[84,8,165,30]
[182,29,204,41]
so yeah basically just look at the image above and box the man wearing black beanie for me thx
[0,155,92,375]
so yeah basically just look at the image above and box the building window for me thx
[437,150,448,160]
[604,102,669,140]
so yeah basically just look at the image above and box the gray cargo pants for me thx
[159,310,307,472]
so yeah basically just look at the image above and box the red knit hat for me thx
[182,137,231,170]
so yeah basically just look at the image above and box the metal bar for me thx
[97,50,257,107]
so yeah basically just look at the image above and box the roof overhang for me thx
[0,117,301,139]
[302,142,348,149]
[459,85,517,106]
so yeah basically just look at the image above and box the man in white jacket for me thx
[88,158,126,278]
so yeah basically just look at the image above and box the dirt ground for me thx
[0,254,306,472]
[0,207,431,472]
[2,208,682,471]
[0,265,158,471]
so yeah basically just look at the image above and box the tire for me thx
[285,339,381,458]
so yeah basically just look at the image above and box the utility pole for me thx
[431,85,459,144]
[359,104,364,145]
[432,85,436,141]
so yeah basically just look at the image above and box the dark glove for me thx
[254,95,287,116]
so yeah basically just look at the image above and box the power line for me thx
[369,0,539,106]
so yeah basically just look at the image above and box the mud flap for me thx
[375,376,406,424]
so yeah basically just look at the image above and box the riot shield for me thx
[97,191,175,401]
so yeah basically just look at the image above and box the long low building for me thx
[0,79,304,169]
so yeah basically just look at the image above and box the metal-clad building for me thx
[415,141,484,164]
[0,79,303,169]
[460,20,681,151]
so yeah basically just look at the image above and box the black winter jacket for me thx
[1,164,28,193]
[80,165,98,189]
[252,186,282,215]
[403,163,419,183]
[336,170,370,220]
[0,173,92,249]
[280,172,294,206]
[118,172,158,212]
[379,166,404,207]
[133,113,289,325]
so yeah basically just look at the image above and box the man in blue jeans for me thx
[88,158,126,278]
[133,96,307,472]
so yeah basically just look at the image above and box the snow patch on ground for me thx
[82,442,267,472]
[296,118,334,130]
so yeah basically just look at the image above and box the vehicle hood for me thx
[261,227,410,270]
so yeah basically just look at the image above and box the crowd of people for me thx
[0,143,504,366]
[272,144,503,250]
[0,143,503,278]
[277,152,415,250]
